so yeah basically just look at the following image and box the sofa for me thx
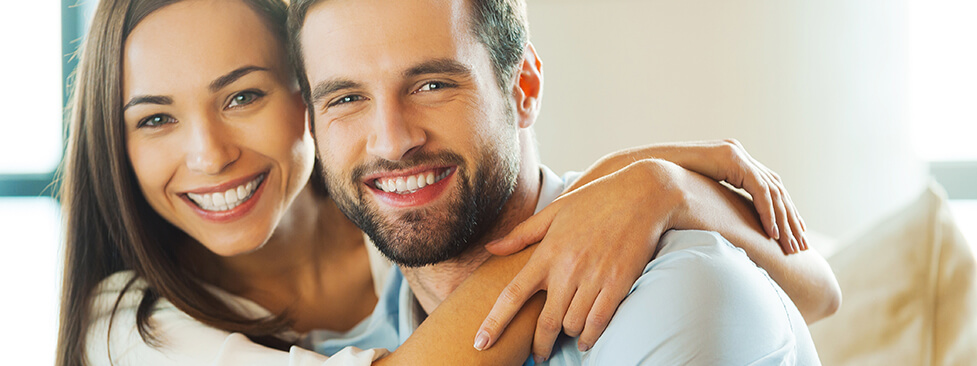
[809,181,976,365]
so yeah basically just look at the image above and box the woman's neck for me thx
[187,185,378,332]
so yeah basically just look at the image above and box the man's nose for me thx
[185,115,240,175]
[365,99,426,161]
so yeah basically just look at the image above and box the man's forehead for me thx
[299,0,482,80]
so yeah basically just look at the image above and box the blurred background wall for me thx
[0,0,973,362]
[527,0,938,238]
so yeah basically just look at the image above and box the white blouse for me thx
[85,240,393,366]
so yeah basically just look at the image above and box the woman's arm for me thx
[473,141,840,360]
[374,248,545,366]
[566,140,842,322]
[381,147,836,363]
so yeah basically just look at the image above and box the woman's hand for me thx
[472,140,813,361]
[474,160,687,362]
[571,139,807,254]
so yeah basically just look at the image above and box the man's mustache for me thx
[349,150,467,183]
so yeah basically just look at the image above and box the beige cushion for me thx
[809,181,977,365]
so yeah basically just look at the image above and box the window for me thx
[0,1,96,363]
[908,0,977,247]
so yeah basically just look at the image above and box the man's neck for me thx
[403,158,542,314]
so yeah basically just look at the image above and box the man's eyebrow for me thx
[311,79,362,106]
[209,65,269,92]
[123,95,173,112]
[404,59,473,78]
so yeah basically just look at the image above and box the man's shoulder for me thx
[578,229,820,365]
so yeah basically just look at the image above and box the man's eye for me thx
[329,95,365,107]
[227,90,265,108]
[137,114,176,128]
[417,81,449,92]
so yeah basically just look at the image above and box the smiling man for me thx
[288,0,821,364]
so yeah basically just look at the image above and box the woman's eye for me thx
[227,90,265,108]
[329,95,365,107]
[137,114,176,128]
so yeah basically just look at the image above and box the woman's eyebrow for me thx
[123,66,270,112]
[123,95,172,112]
[209,65,269,92]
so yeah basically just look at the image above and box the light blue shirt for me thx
[312,166,820,365]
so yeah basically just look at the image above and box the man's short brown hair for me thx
[286,0,530,105]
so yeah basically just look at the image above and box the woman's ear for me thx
[511,42,543,129]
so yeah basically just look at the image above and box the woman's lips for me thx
[182,172,268,222]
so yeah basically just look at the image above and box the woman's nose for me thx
[185,116,240,175]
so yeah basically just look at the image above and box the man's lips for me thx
[365,166,456,208]
[368,166,454,194]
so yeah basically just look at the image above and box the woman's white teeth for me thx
[187,175,263,212]
[375,169,451,194]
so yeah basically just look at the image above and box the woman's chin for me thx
[197,233,270,257]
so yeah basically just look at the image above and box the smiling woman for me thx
[54,1,837,366]
[122,1,314,255]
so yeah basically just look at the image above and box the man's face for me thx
[301,0,521,266]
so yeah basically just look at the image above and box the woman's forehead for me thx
[123,0,284,96]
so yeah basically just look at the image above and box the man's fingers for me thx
[475,268,541,350]
[532,287,574,363]
[484,203,558,256]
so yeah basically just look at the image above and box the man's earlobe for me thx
[514,43,543,129]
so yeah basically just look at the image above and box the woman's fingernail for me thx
[473,330,490,350]
[772,223,780,239]
[533,355,546,363]
[578,342,591,352]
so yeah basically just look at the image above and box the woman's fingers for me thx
[484,203,558,256]
[742,170,779,240]
[576,289,624,352]
[781,188,807,250]
[474,265,543,351]
[532,284,576,363]
[770,182,797,254]
[533,291,573,363]
[562,285,599,338]
[752,158,806,252]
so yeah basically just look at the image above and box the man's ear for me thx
[511,42,543,129]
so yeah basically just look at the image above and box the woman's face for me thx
[122,0,314,256]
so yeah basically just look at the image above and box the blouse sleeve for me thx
[85,272,387,366]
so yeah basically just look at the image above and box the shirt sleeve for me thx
[85,272,388,366]
[582,230,816,365]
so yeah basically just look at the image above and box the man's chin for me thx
[367,213,476,267]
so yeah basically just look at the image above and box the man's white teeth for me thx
[375,169,451,194]
[187,175,264,212]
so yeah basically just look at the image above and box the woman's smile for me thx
[181,172,269,222]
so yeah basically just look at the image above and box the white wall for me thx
[528,0,928,238]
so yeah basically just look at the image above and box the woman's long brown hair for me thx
[55,1,310,365]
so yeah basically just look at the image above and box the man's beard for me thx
[322,147,519,267]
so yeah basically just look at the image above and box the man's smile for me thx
[364,166,457,208]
